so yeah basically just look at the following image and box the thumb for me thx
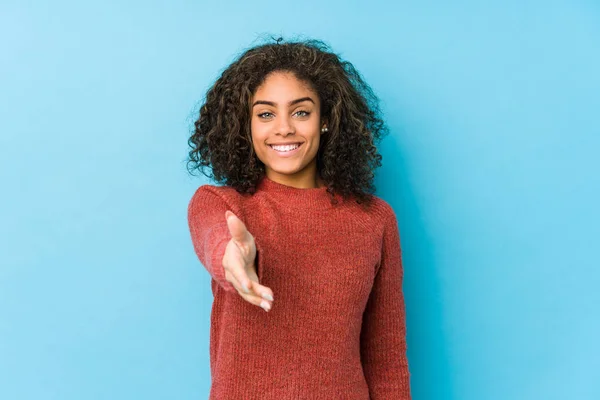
[225,211,251,243]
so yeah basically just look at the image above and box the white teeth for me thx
[270,144,300,152]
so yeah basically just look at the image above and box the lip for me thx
[268,143,303,158]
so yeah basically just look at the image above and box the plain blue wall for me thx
[1,1,598,399]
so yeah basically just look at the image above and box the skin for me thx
[222,71,329,311]
[250,71,328,189]
[223,210,274,312]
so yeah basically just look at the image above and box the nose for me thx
[275,114,295,137]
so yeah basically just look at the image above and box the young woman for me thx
[187,38,411,399]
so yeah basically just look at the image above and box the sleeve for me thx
[187,186,237,293]
[360,204,411,399]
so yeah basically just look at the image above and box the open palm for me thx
[223,210,274,311]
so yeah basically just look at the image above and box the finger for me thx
[226,267,271,310]
[225,211,251,244]
[224,269,244,293]
[225,257,252,294]
[240,290,272,312]
[227,269,272,311]
[249,280,274,302]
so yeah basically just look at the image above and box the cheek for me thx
[308,130,321,149]
[251,118,268,136]
[250,124,268,157]
[250,121,261,142]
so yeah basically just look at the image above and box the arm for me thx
[187,186,236,293]
[360,204,411,399]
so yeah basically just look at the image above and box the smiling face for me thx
[250,71,327,189]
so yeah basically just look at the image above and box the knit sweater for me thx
[187,175,411,399]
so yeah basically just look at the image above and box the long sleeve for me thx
[187,186,237,293]
[360,204,411,399]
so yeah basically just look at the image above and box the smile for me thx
[268,143,303,157]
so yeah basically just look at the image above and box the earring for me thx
[321,127,328,133]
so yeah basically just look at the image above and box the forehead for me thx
[253,71,318,99]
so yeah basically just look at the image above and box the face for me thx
[250,71,327,189]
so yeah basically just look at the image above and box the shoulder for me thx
[188,183,245,211]
[342,195,398,240]
[361,197,403,258]
[360,195,398,224]
[190,183,238,200]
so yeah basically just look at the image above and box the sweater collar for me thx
[256,175,342,209]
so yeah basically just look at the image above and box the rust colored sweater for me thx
[187,175,411,399]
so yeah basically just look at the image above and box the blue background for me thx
[1,1,599,399]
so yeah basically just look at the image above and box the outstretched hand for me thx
[223,210,274,312]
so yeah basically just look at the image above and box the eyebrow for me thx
[252,97,315,108]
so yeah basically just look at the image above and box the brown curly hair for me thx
[187,36,389,206]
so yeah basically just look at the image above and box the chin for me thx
[265,161,307,174]
[268,167,301,176]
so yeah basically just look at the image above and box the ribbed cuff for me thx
[207,222,236,293]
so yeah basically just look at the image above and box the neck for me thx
[265,168,324,189]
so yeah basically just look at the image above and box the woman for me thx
[187,37,411,399]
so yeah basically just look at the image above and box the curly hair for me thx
[187,36,389,207]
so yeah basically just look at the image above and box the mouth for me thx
[268,142,303,157]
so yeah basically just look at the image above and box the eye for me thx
[257,112,274,119]
[295,110,310,117]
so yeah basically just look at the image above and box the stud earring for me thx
[321,127,328,133]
